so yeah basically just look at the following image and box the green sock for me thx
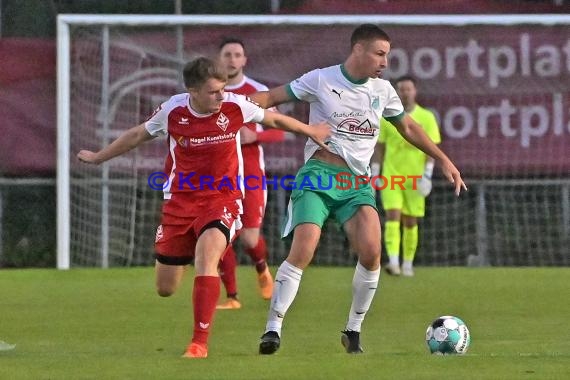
[403,225,419,263]
[384,221,401,261]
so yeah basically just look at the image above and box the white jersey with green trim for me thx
[288,64,404,175]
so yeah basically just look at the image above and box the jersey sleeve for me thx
[287,69,320,103]
[382,84,405,122]
[144,101,169,137]
[233,93,265,124]
[424,109,442,144]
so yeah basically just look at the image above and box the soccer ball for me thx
[425,315,470,355]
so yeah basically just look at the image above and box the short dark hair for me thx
[350,24,391,48]
[219,37,246,53]
[182,57,227,89]
[395,75,416,86]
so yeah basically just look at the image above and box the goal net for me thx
[57,15,570,268]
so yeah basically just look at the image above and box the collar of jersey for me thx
[340,64,368,85]
[187,99,213,118]
[225,75,247,91]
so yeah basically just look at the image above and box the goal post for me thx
[57,16,70,270]
[57,14,570,269]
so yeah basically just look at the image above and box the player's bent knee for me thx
[355,241,380,257]
[155,278,179,297]
[358,246,381,269]
[154,256,187,297]
[359,259,380,271]
[156,286,176,297]
[285,251,314,269]
[239,228,260,248]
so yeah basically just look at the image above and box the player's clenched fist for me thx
[77,150,101,165]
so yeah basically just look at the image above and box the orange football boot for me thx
[257,267,274,300]
[216,298,242,310]
[182,342,208,358]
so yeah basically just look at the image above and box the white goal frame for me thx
[57,14,570,269]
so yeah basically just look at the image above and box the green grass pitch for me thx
[0,267,568,379]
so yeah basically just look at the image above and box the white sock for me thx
[345,262,380,332]
[265,260,303,335]
[402,260,413,270]
[389,255,400,267]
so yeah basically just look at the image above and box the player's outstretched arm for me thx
[392,115,467,196]
[261,111,330,151]
[249,85,292,109]
[238,126,286,145]
[371,142,385,176]
[77,123,154,165]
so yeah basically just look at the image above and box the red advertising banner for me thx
[2,23,570,177]
[241,25,570,177]
[380,25,570,177]
[106,23,570,178]
[0,38,56,175]
[241,24,570,177]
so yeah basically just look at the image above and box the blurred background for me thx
[1,0,569,268]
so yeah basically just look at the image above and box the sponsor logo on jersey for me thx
[179,117,189,125]
[371,96,380,109]
[331,88,343,99]
[177,136,188,148]
[337,119,375,136]
[331,111,365,118]
[217,112,229,131]
[188,132,236,146]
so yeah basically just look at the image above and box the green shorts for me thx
[281,159,377,238]
[380,175,426,217]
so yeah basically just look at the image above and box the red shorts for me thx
[154,204,240,265]
[241,185,267,228]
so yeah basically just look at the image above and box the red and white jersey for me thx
[145,92,264,219]
[225,76,280,177]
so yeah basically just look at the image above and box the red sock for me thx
[219,245,238,297]
[246,236,268,273]
[192,276,220,346]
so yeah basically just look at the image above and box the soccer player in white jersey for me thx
[252,24,467,355]
[77,57,330,359]
[216,38,285,309]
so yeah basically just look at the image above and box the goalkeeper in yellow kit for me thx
[373,76,441,277]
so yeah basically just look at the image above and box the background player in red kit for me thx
[77,57,330,358]
[216,38,285,309]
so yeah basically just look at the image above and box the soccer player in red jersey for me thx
[216,38,286,309]
[77,57,330,358]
